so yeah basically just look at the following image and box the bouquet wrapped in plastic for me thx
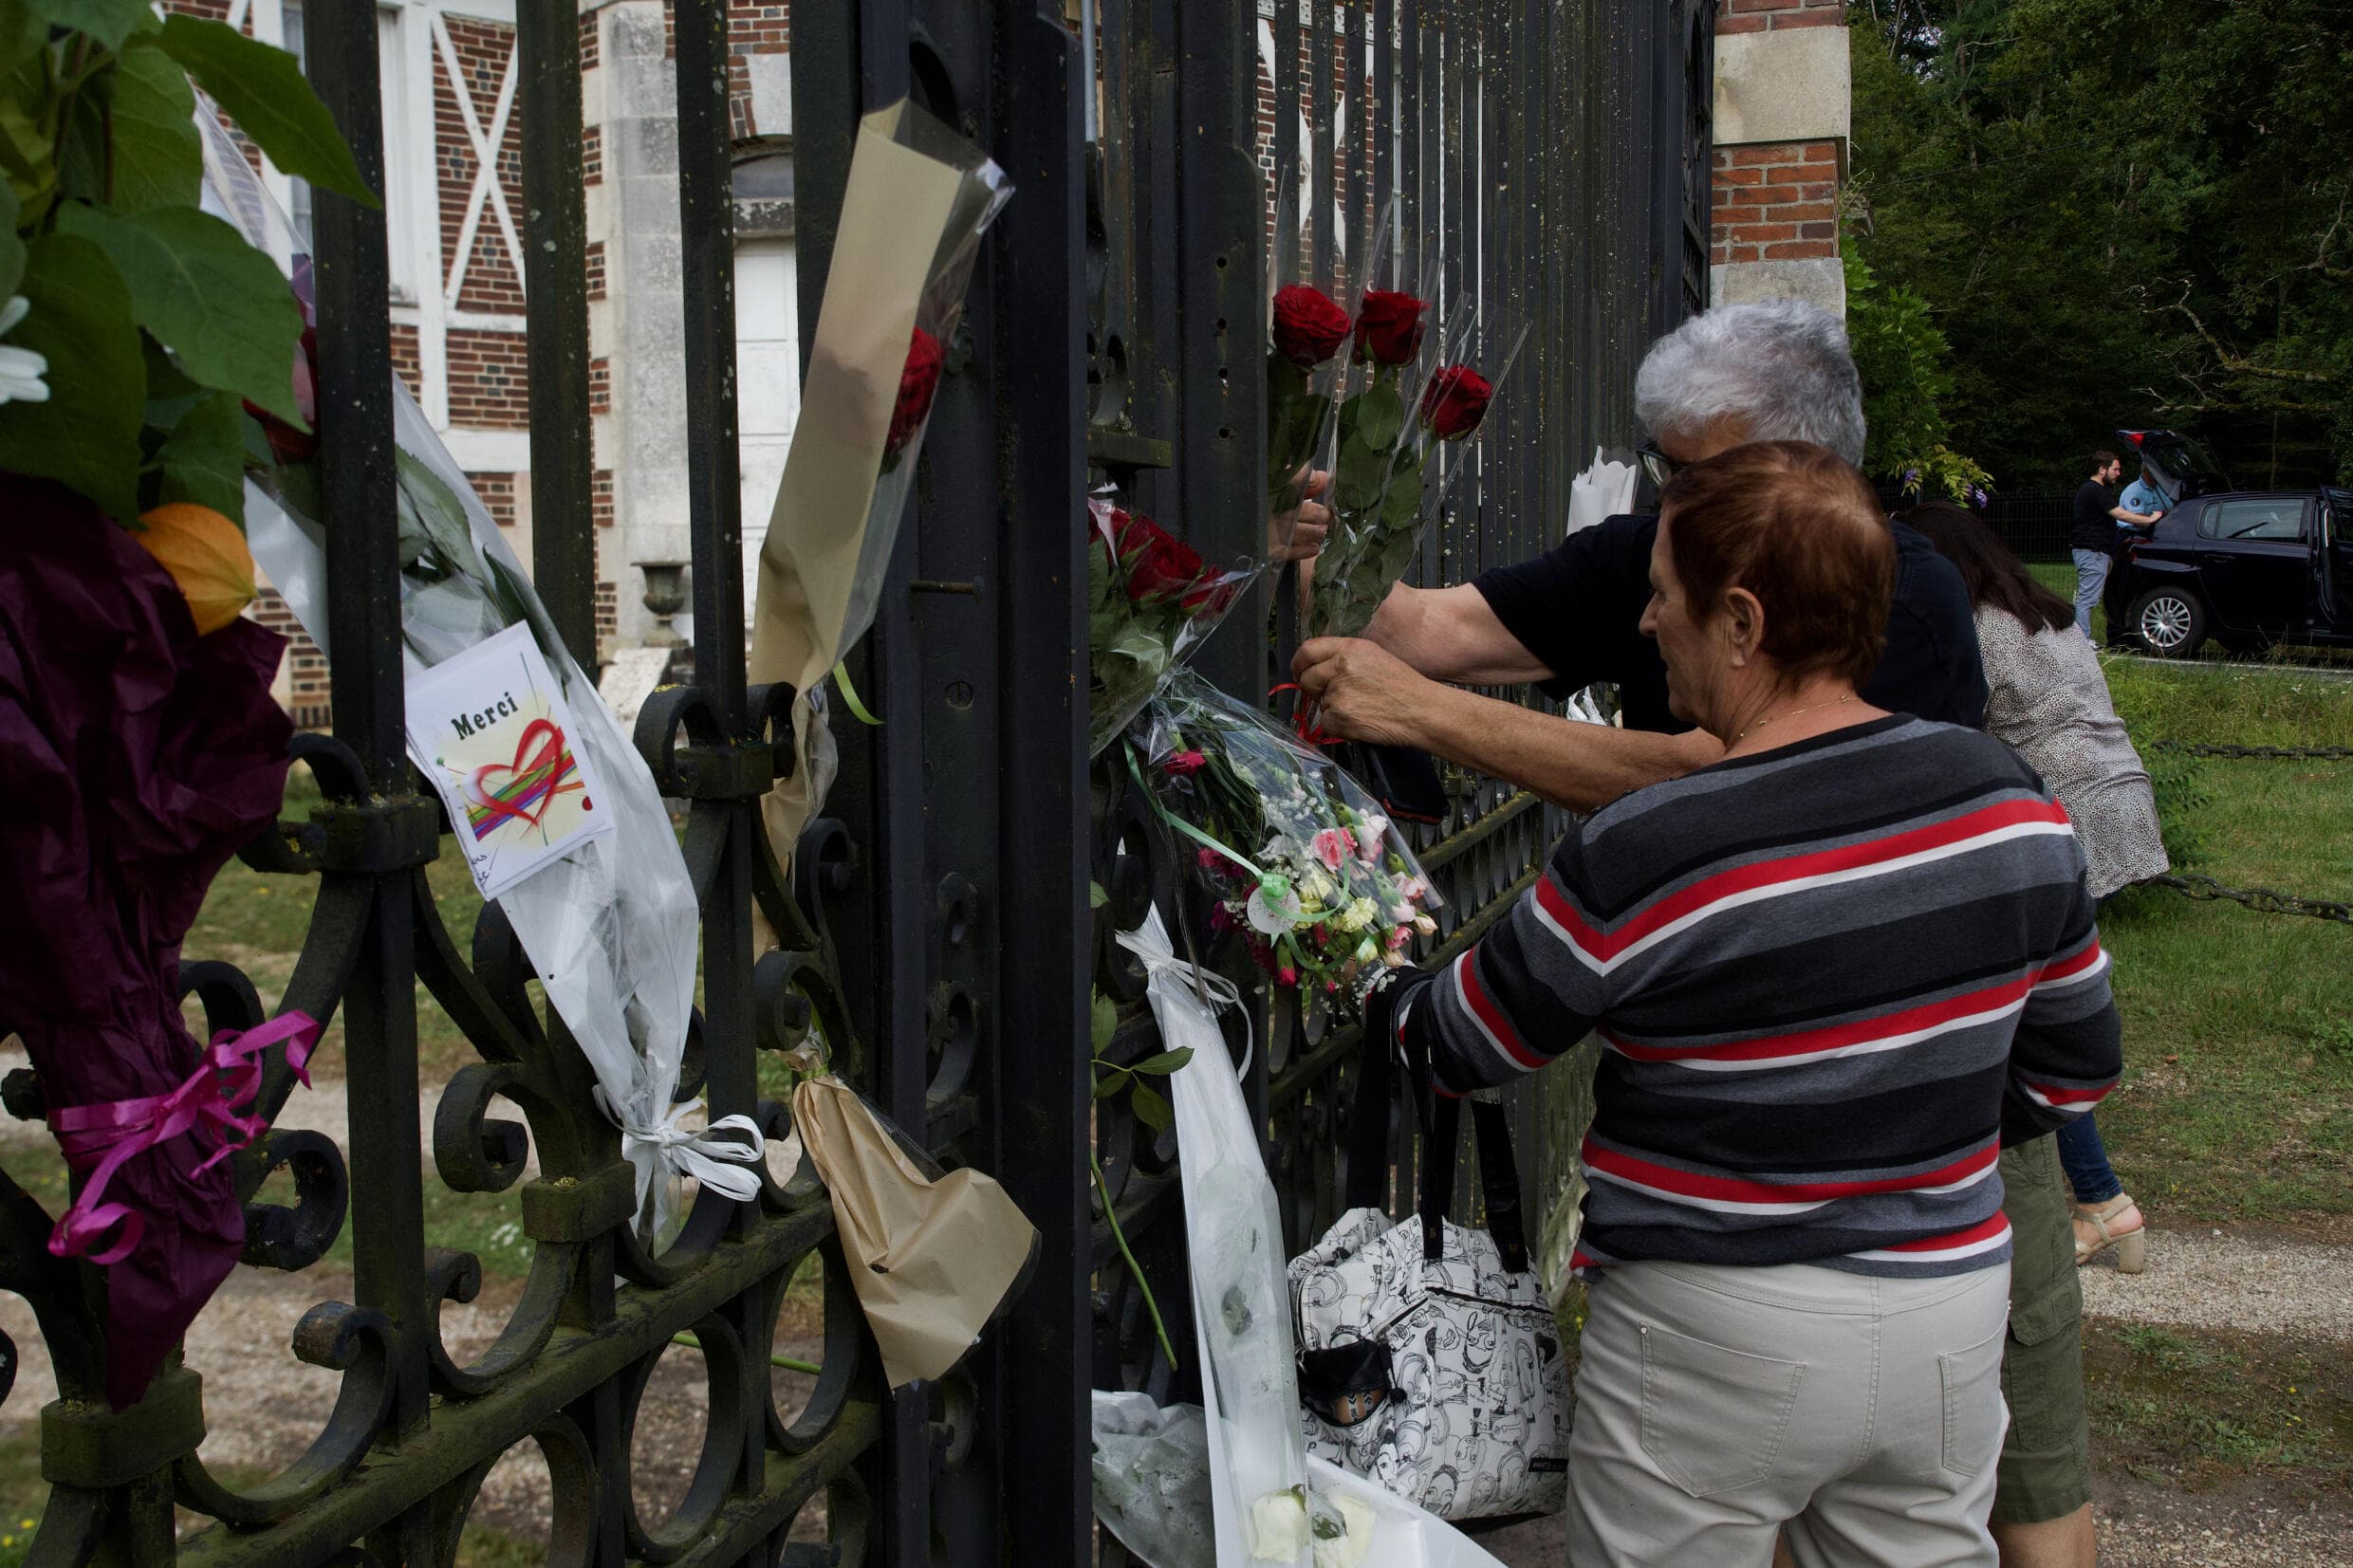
[1086,497,1255,756]
[205,112,763,1238]
[750,101,1012,869]
[1138,671,1440,1011]
[1306,285,1527,641]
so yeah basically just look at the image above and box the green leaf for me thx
[1125,1047,1195,1078]
[1333,434,1387,511]
[0,181,21,298]
[0,231,144,521]
[1090,989,1119,1055]
[1267,355,1307,401]
[1380,464,1425,526]
[109,40,203,213]
[157,14,377,204]
[1356,383,1404,450]
[27,0,156,52]
[52,71,105,206]
[1130,1080,1173,1134]
[56,202,306,424]
[1089,879,1109,910]
[154,389,247,522]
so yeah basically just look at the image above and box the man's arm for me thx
[2107,504,2160,526]
[1360,581,1555,687]
[1291,638,1723,813]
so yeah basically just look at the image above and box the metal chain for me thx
[2149,873,2353,926]
[2146,741,2353,762]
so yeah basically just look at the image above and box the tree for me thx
[1844,0,2351,488]
[1843,236,1992,502]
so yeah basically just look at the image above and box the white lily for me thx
[0,296,48,406]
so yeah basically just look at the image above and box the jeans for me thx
[2071,549,2110,640]
[2056,1113,2122,1204]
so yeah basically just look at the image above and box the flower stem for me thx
[1092,1151,1179,1372]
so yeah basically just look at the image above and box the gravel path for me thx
[2078,1227,2353,1342]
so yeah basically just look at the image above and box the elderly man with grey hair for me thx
[1294,297,1985,809]
[1296,302,2102,1568]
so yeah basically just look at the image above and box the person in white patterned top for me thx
[1904,501,2166,1277]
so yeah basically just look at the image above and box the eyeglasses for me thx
[1637,443,1679,491]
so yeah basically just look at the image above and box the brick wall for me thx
[728,3,790,139]
[436,15,528,315]
[471,470,519,530]
[1710,139,1839,266]
[585,241,607,301]
[1718,0,1844,34]
[583,124,603,186]
[446,328,531,428]
[589,357,612,415]
[391,323,422,399]
[252,590,332,730]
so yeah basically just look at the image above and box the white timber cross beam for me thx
[430,10,526,311]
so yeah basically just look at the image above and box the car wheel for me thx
[2130,586,2207,657]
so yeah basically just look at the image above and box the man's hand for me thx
[1270,469,1331,563]
[1293,636,1448,748]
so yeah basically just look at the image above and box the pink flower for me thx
[1385,926,1410,950]
[1209,902,1233,933]
[1311,827,1355,871]
[1277,966,1299,987]
[1164,749,1208,777]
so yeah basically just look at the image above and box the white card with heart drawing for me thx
[404,622,614,900]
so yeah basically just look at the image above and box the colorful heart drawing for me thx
[461,717,583,835]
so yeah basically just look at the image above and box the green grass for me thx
[2086,1319,2353,1494]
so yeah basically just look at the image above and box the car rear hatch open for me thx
[2119,429,2231,503]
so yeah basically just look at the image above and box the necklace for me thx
[1733,692,1857,746]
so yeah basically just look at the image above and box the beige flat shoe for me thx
[2073,1194,2147,1273]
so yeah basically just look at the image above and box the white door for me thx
[735,236,801,621]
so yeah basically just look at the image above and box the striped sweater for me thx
[1393,716,2122,1278]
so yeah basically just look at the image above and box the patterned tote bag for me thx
[1288,1025,1572,1523]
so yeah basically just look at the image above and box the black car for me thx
[2105,430,2353,657]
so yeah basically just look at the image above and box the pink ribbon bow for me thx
[46,1011,322,1265]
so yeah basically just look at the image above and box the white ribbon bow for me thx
[597,1089,768,1231]
[1115,923,1256,1081]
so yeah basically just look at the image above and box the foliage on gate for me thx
[0,1,1711,1561]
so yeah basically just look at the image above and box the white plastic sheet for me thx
[1090,1392,1507,1568]
[205,117,758,1235]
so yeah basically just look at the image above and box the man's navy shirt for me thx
[1470,513,1989,735]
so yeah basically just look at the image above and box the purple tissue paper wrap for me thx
[0,475,293,1410]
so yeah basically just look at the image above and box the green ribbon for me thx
[1125,747,1335,934]
[832,662,882,726]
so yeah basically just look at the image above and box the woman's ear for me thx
[1722,586,1766,665]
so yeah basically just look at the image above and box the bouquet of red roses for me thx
[1306,293,1527,640]
[1087,498,1253,755]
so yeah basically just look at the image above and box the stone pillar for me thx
[1710,0,1850,316]
[585,0,691,654]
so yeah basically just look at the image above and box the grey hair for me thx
[1632,299,1867,468]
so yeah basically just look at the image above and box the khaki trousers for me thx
[1566,1259,2010,1568]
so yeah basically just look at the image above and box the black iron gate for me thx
[0,2,1709,1562]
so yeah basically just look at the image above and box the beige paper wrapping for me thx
[749,104,970,884]
[790,1077,1037,1389]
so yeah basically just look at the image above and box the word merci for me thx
[451,692,522,740]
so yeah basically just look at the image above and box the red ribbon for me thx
[1269,682,1339,747]
[46,1011,322,1265]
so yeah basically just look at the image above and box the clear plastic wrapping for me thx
[1087,496,1261,756]
[1136,672,1441,1012]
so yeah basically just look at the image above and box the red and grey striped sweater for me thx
[1393,715,2122,1278]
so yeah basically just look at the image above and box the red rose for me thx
[1271,285,1351,368]
[1353,289,1428,366]
[885,326,945,461]
[1121,514,1210,602]
[1162,749,1209,776]
[1418,365,1493,440]
[1178,570,1240,618]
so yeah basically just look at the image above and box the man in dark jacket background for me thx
[2072,450,2162,644]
